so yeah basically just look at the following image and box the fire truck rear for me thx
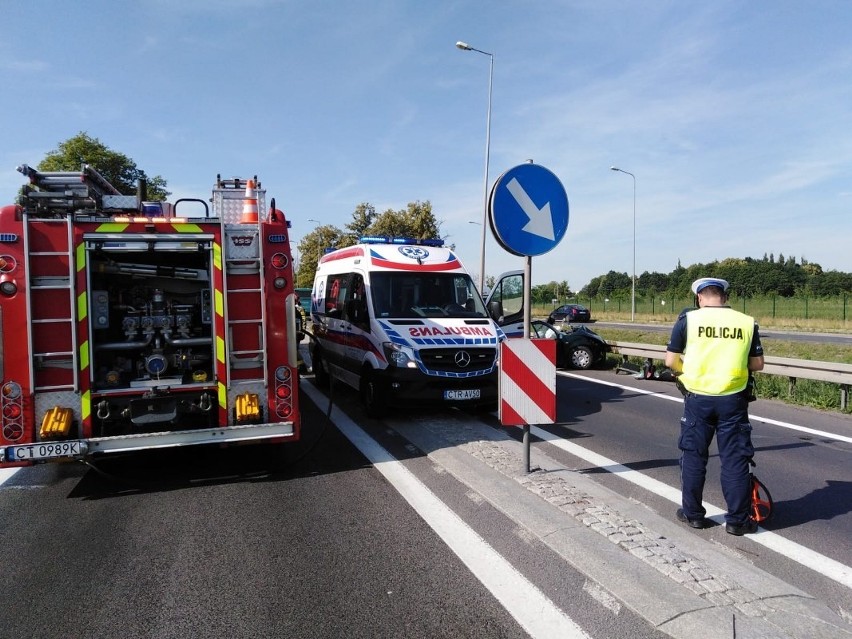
[0,165,301,466]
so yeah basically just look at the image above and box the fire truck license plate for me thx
[6,441,83,462]
[444,389,480,400]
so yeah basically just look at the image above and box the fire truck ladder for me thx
[24,216,79,392]
[17,164,122,215]
[224,226,269,389]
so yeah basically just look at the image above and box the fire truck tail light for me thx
[2,382,21,400]
[3,403,21,419]
[235,393,260,422]
[273,277,286,290]
[273,367,294,419]
[0,275,17,296]
[270,253,289,269]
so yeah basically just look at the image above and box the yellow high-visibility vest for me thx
[679,307,754,395]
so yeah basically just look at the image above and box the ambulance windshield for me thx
[370,272,487,319]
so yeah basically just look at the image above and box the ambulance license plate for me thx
[444,389,480,401]
[5,441,83,462]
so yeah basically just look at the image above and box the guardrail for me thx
[609,341,852,410]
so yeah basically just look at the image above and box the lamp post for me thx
[456,40,493,296]
[610,167,636,322]
[467,220,484,286]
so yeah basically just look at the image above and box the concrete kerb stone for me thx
[388,412,852,639]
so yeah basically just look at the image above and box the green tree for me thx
[580,274,603,298]
[343,203,377,245]
[580,252,851,299]
[294,200,444,288]
[533,280,570,304]
[598,271,631,298]
[295,223,344,288]
[38,132,169,200]
[367,200,441,239]
[637,271,669,295]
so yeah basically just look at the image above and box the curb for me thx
[389,412,852,639]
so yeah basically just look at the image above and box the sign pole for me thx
[522,255,532,473]
[490,161,567,476]
[523,255,532,332]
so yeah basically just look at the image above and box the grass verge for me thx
[593,326,852,415]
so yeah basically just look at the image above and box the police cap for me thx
[691,277,730,295]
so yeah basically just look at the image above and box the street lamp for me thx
[610,166,636,322]
[456,40,493,295]
[467,220,484,285]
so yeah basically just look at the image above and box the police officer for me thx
[665,277,765,535]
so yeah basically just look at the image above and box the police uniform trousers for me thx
[679,391,755,525]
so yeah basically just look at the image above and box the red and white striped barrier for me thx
[499,339,556,426]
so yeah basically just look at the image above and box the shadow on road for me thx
[762,479,852,531]
[66,389,370,500]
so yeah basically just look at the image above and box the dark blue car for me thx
[546,303,591,324]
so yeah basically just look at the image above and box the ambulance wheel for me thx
[312,348,330,388]
[360,369,387,418]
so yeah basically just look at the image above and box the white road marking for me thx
[0,467,20,487]
[303,383,590,639]
[559,371,852,444]
[545,372,852,590]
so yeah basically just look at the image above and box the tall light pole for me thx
[467,220,484,286]
[610,167,636,322]
[456,40,493,295]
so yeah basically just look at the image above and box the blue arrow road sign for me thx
[489,163,569,257]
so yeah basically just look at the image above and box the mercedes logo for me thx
[454,351,471,368]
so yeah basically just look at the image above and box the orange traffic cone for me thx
[240,179,259,223]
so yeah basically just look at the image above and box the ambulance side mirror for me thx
[488,300,504,323]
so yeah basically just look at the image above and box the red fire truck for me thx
[0,165,301,467]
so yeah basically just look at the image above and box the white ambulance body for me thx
[310,237,503,416]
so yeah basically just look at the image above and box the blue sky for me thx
[2,1,850,291]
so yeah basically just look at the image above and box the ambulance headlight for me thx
[382,342,416,368]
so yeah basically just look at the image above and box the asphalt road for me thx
[0,397,529,639]
[535,369,852,617]
[1,373,850,638]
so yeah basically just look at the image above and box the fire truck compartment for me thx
[85,233,218,435]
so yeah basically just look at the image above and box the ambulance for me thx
[310,237,503,416]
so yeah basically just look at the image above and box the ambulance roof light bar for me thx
[359,236,444,247]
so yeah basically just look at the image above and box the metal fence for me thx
[542,295,851,322]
